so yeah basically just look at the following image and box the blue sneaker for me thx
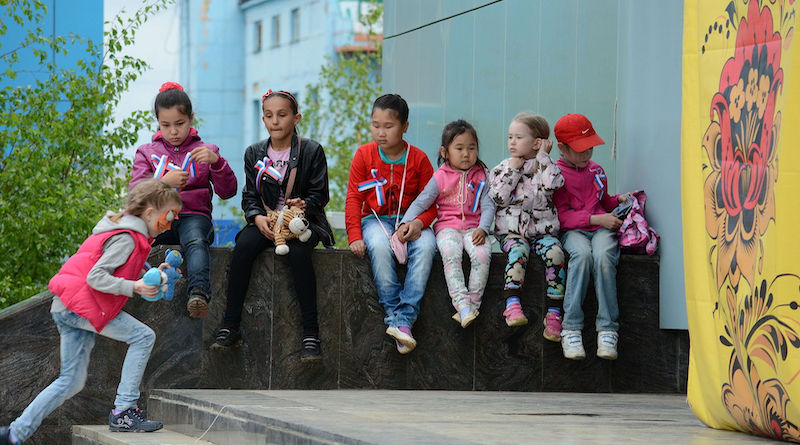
[109,408,163,432]
[0,427,21,445]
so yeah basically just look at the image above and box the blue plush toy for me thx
[141,249,183,302]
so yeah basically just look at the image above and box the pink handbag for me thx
[617,190,659,256]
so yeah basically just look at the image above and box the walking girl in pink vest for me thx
[400,120,495,328]
[0,179,181,444]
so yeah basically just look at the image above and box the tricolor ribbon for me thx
[255,156,282,194]
[467,180,485,213]
[180,153,198,177]
[151,154,180,178]
[358,169,387,206]
[594,172,606,200]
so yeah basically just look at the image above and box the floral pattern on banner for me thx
[702,0,786,292]
[701,0,799,441]
[718,276,800,442]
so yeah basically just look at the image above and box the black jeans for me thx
[223,224,320,337]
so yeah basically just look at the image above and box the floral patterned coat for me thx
[488,149,564,240]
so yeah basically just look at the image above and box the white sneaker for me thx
[561,330,586,360]
[597,331,619,360]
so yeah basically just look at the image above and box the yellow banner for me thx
[683,0,800,440]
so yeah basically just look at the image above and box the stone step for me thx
[71,425,217,445]
[147,389,353,445]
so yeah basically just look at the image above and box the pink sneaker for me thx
[503,302,528,327]
[542,311,563,342]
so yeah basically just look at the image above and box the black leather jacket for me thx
[242,134,334,246]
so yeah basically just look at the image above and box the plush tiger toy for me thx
[267,205,311,255]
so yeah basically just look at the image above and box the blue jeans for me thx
[362,218,436,328]
[154,214,214,294]
[561,228,620,332]
[10,309,155,442]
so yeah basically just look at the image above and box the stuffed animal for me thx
[267,205,311,255]
[141,249,183,301]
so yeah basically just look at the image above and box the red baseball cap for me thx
[554,114,605,153]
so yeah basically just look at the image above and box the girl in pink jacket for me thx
[129,82,238,319]
[489,113,566,341]
[400,120,495,328]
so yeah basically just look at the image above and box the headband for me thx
[159,82,184,93]
[261,89,298,109]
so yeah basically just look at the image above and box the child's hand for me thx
[618,192,632,203]
[254,214,275,241]
[134,279,159,299]
[163,169,189,188]
[189,146,219,164]
[285,198,307,211]
[472,228,487,245]
[508,157,525,170]
[349,240,367,258]
[538,138,553,154]
[591,213,623,231]
[397,220,423,242]
[158,262,181,277]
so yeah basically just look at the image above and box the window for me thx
[290,8,300,43]
[254,21,262,53]
[253,100,263,141]
[271,15,280,47]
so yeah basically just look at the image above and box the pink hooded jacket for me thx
[130,128,237,219]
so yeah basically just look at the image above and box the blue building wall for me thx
[383,0,686,329]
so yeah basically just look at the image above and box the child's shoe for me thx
[186,288,210,318]
[561,330,586,360]
[210,326,242,349]
[109,408,163,432]
[386,325,417,353]
[301,336,322,361]
[459,307,479,328]
[503,302,528,326]
[396,340,413,354]
[0,427,21,445]
[597,331,619,360]
[542,310,563,342]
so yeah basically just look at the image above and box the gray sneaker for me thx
[561,330,586,360]
[186,288,210,318]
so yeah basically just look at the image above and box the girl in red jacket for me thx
[345,94,437,354]
[0,179,181,445]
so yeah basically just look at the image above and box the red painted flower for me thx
[703,0,782,290]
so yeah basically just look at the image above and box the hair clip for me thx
[261,89,275,104]
[159,82,184,93]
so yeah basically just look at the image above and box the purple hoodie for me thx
[129,128,237,219]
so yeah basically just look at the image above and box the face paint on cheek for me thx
[156,209,179,233]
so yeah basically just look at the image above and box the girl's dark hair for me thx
[261,90,300,134]
[438,119,487,170]
[154,87,193,119]
[372,94,409,124]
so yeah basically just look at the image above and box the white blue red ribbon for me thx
[467,180,485,213]
[594,172,606,200]
[358,169,387,206]
[255,156,282,194]
[151,154,181,178]
[181,153,198,177]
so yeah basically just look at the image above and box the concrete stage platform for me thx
[119,389,776,445]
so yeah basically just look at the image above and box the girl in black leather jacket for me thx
[212,90,333,360]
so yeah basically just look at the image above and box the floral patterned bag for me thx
[616,190,659,256]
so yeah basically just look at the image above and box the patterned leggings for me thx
[501,235,566,298]
[436,227,493,312]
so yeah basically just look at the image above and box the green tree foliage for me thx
[298,1,382,248]
[0,0,173,308]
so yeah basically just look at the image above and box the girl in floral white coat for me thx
[489,113,566,342]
